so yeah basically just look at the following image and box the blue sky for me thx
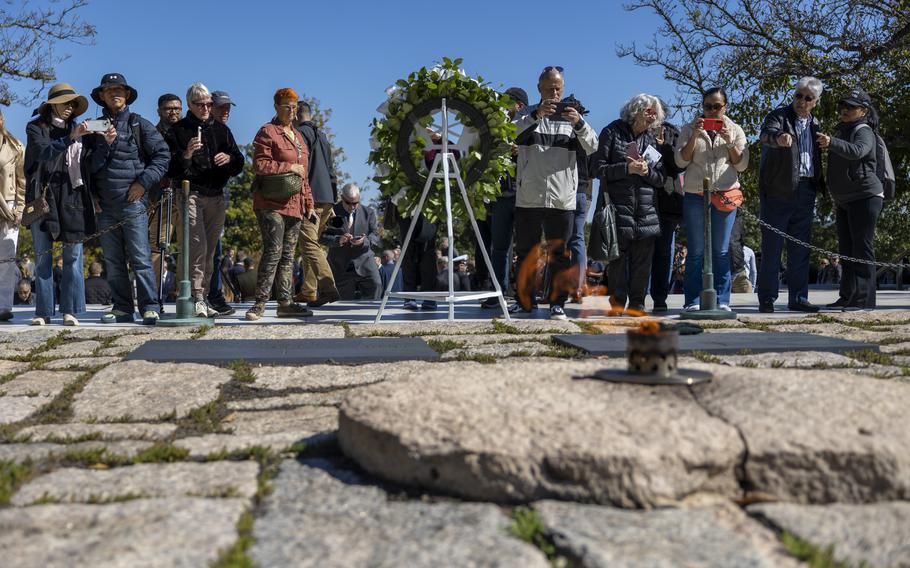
[4,0,678,202]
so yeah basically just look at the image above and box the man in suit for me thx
[320,183,382,300]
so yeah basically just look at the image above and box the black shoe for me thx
[759,301,774,313]
[788,301,819,313]
[826,298,849,309]
[308,289,340,308]
[652,303,668,313]
[208,300,236,317]
[480,297,499,309]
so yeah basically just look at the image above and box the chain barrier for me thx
[715,192,908,270]
[1,195,167,265]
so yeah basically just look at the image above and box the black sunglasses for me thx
[543,66,564,73]
[342,199,359,206]
[703,102,725,111]
[794,92,815,102]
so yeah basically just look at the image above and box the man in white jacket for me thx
[513,67,598,320]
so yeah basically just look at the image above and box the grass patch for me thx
[335,321,352,338]
[542,342,584,359]
[131,443,189,464]
[190,325,212,340]
[226,360,256,384]
[780,531,859,568]
[0,460,34,505]
[212,510,256,568]
[845,350,895,366]
[177,401,226,435]
[32,370,95,425]
[574,321,604,335]
[877,337,910,346]
[426,338,464,354]
[738,348,754,355]
[740,360,758,368]
[37,331,71,353]
[742,322,772,332]
[451,353,497,364]
[491,320,522,334]
[771,360,785,368]
[691,350,722,364]
[509,507,564,564]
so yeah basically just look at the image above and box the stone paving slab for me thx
[339,360,743,507]
[419,333,556,346]
[347,319,581,337]
[251,360,439,391]
[0,359,30,376]
[126,338,439,365]
[692,364,910,503]
[440,341,553,360]
[0,370,81,397]
[250,459,548,568]
[72,361,230,422]
[41,356,121,370]
[718,351,867,369]
[41,340,103,359]
[11,461,259,505]
[0,395,53,425]
[0,440,154,463]
[225,391,344,411]
[748,501,910,568]
[15,422,178,443]
[536,500,798,567]
[200,324,345,340]
[0,497,247,568]
[771,323,892,344]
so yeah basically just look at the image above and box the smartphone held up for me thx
[702,118,724,132]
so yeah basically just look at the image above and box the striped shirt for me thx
[795,116,813,177]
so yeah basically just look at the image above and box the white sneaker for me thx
[719,304,732,312]
[63,314,79,326]
[683,304,700,312]
[194,301,216,318]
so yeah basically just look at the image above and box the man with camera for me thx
[756,76,825,313]
[319,183,382,300]
[512,67,598,320]
[84,73,171,324]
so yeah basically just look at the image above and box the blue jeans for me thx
[649,215,681,306]
[31,224,85,317]
[489,194,516,294]
[568,192,587,293]
[683,193,736,306]
[98,200,158,315]
[756,180,816,305]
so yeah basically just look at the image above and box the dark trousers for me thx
[335,269,382,300]
[474,210,492,289]
[400,239,437,293]
[489,194,516,295]
[756,180,816,305]
[650,215,681,307]
[609,237,656,310]
[208,239,225,304]
[836,196,882,308]
[514,206,573,308]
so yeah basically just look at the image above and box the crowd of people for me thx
[0,67,894,324]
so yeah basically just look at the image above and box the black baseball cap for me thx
[839,88,872,108]
[504,87,529,107]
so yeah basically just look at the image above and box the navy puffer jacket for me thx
[86,107,170,207]
[591,119,665,247]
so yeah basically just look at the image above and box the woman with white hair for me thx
[164,82,244,318]
[591,93,667,315]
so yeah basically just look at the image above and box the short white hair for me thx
[186,82,211,104]
[341,183,360,201]
[619,94,665,134]
[795,77,823,99]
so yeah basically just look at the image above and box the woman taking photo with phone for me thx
[674,87,749,312]
[0,109,26,322]
[817,88,882,310]
[24,83,96,326]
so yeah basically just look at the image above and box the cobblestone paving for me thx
[0,310,908,566]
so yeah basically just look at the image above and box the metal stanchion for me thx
[679,178,737,321]
[157,180,214,327]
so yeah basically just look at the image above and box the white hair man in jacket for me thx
[512,66,598,320]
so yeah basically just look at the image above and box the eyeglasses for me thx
[794,92,815,102]
[543,66,564,73]
[193,101,214,108]
[703,102,725,111]
[342,199,359,206]
[161,107,181,113]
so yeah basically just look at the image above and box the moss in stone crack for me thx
[574,321,603,335]
[771,360,785,368]
[426,338,464,354]
[177,401,226,435]
[691,350,722,364]
[878,337,910,346]
[335,321,352,338]
[814,313,910,331]
[131,443,190,464]
[780,531,861,568]
[541,342,584,359]
[226,360,256,384]
[212,510,256,568]
[740,360,758,368]
[189,324,212,340]
[491,320,522,334]
[31,370,95,425]
[37,331,70,353]
[0,460,34,505]
[844,349,894,366]
[451,353,497,364]
[738,348,754,355]
[742,322,772,332]
[509,507,568,566]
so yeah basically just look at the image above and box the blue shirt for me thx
[795,116,813,177]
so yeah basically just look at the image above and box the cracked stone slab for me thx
[41,356,120,371]
[748,501,910,568]
[40,340,103,359]
[719,351,867,369]
[536,500,798,568]
[0,345,31,358]
[0,370,81,397]
[176,407,337,457]
[64,329,139,341]
[770,322,890,344]
[251,360,439,391]
[817,310,910,325]
[250,459,548,568]
[0,395,53,425]
[0,440,154,463]
[692,364,910,503]
[420,333,556,346]
[72,361,230,422]
[346,319,581,337]
[0,329,60,347]
[226,391,345,411]
[16,422,178,443]
[95,347,130,357]
[12,461,259,505]
[0,497,247,568]
[339,360,744,507]
[440,341,553,360]
[0,359,30,376]
[200,324,345,340]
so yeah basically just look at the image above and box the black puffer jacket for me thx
[656,122,683,220]
[591,119,665,246]
[165,112,244,197]
[826,118,882,205]
[758,105,825,197]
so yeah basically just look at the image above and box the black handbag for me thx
[21,169,49,228]
[252,172,302,202]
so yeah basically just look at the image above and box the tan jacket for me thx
[674,116,749,193]
[0,137,25,220]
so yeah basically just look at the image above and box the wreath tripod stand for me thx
[374,98,511,322]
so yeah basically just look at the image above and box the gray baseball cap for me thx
[212,90,236,107]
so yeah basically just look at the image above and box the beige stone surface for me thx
[16,422,178,443]
[0,370,81,397]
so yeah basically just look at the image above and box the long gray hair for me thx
[619,93,665,135]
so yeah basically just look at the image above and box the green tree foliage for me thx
[619,0,910,264]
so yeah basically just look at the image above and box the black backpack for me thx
[853,123,896,200]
